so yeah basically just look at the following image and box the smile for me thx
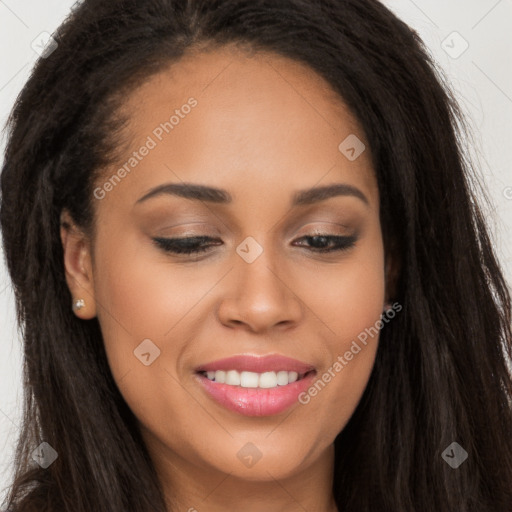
[198,369,310,388]
[194,354,317,416]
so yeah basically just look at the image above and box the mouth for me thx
[194,354,317,416]
[196,368,316,389]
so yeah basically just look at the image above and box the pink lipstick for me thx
[194,354,316,416]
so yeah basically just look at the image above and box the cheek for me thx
[292,237,385,434]
[91,231,231,424]
[294,304,383,445]
[91,241,199,435]
[92,228,203,339]
[307,259,385,334]
[90,231,178,381]
[295,225,386,342]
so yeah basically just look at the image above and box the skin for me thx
[61,45,393,512]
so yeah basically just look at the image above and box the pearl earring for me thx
[72,298,85,311]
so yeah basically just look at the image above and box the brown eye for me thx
[293,234,357,253]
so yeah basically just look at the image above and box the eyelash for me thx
[152,234,357,255]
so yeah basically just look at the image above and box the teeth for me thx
[204,369,306,388]
[240,371,259,388]
[258,371,277,388]
[225,370,240,386]
[276,370,289,385]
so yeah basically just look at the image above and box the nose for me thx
[216,244,303,334]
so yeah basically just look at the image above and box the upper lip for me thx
[195,354,315,374]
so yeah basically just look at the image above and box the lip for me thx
[194,354,317,417]
[195,354,315,374]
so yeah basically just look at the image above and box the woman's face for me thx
[62,46,386,490]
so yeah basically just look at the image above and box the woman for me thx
[1,0,511,511]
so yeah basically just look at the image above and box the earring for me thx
[383,301,392,313]
[72,298,85,311]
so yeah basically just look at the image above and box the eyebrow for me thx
[135,182,369,207]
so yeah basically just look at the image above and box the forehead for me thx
[97,45,378,212]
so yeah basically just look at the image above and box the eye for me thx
[293,234,357,253]
[152,234,357,255]
[152,236,220,255]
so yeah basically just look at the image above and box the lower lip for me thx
[195,371,316,417]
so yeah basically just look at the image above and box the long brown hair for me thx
[1,0,511,510]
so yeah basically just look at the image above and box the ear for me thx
[60,209,97,319]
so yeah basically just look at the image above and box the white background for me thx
[1,0,511,499]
